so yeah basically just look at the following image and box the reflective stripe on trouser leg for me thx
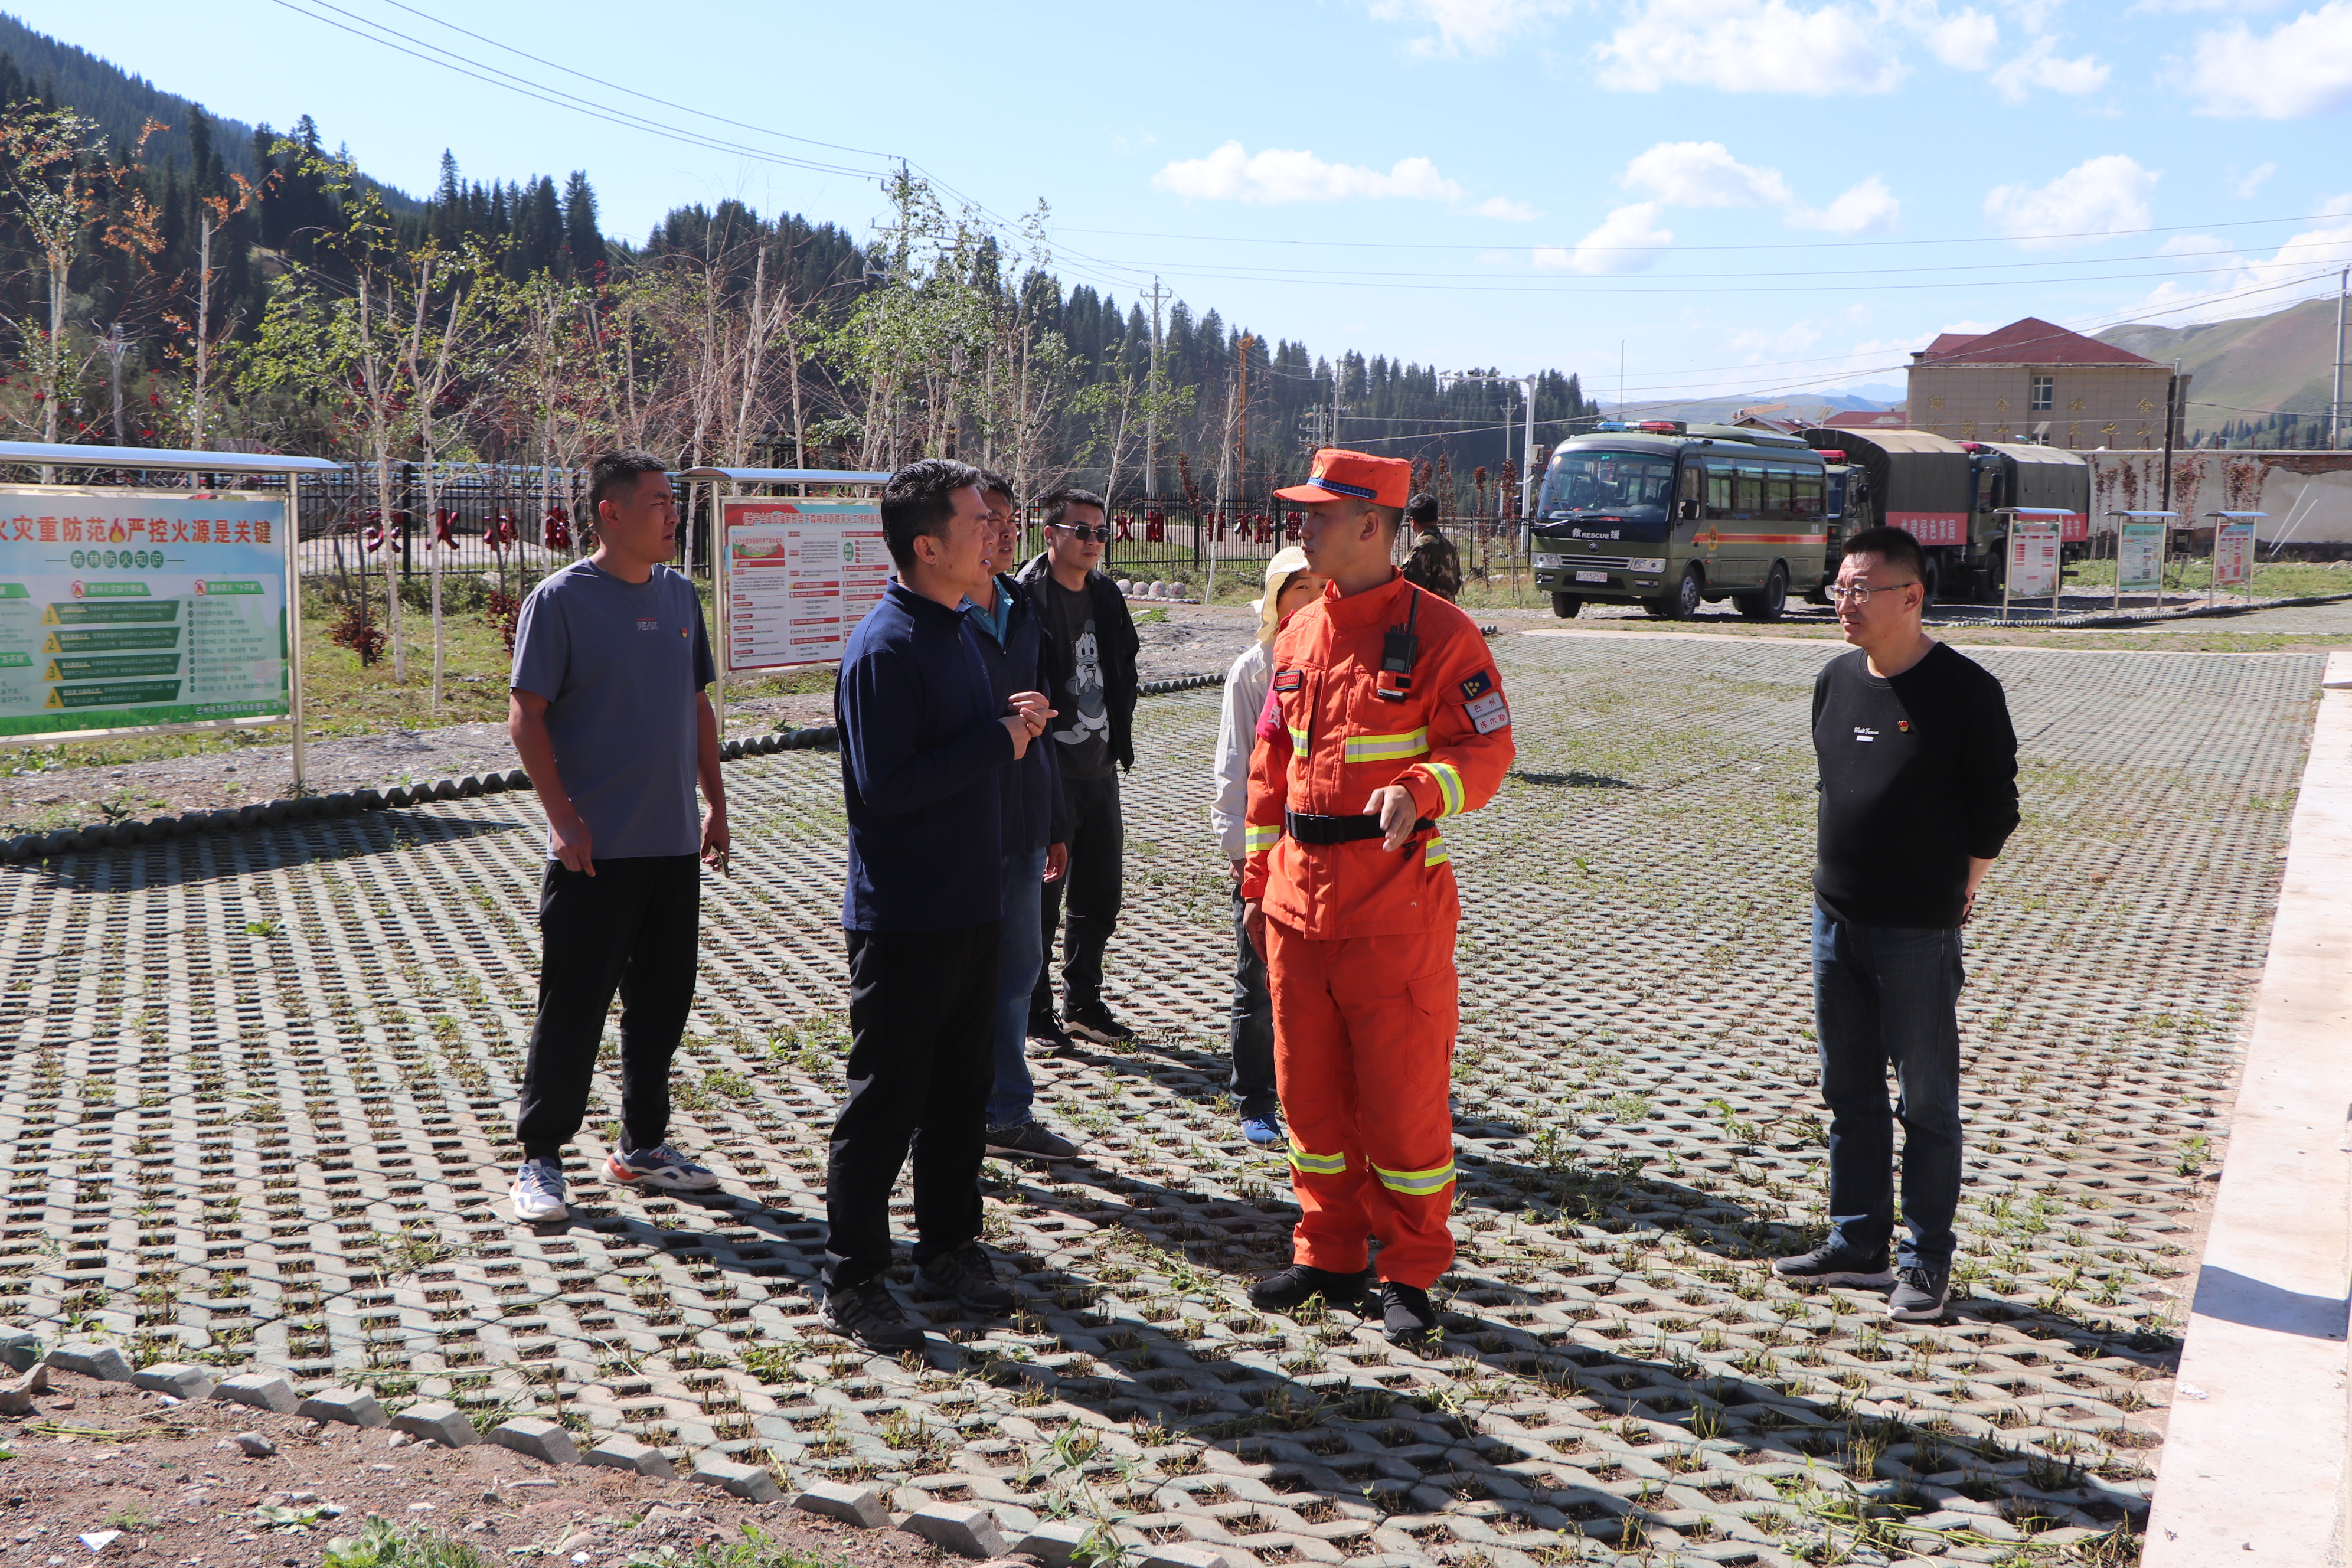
[1268,917,1373,1276]
[1268,917,1461,1289]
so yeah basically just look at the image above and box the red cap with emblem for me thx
[1275,448,1412,510]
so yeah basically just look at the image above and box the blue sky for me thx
[39,0,2352,406]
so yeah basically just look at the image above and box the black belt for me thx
[1286,810,1435,845]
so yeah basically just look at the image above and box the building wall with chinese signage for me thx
[0,488,289,738]
[1907,363,2185,452]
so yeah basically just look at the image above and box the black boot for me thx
[1250,1264,1374,1312]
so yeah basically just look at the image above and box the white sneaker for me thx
[511,1157,568,1221]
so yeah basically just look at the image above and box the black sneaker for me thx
[1887,1264,1952,1323]
[986,1119,1080,1161]
[1064,1002,1136,1045]
[1772,1242,1895,1288]
[823,1278,923,1351]
[1026,1014,1074,1053]
[1249,1263,1374,1312]
[919,1242,1015,1314]
[1381,1282,1442,1348]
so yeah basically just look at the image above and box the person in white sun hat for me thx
[1209,546,1327,1146]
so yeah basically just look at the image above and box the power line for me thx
[1051,208,2352,256]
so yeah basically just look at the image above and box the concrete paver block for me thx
[688,1457,782,1502]
[792,1481,890,1529]
[388,1403,476,1448]
[1014,1521,1095,1568]
[1140,1547,1234,1568]
[490,1417,578,1466]
[583,1436,674,1479]
[131,1364,214,1400]
[214,1373,298,1413]
[44,1343,129,1381]
[0,1331,40,1371]
[298,1387,387,1428]
[902,1504,1010,1559]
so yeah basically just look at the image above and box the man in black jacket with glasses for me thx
[1016,488,1142,1048]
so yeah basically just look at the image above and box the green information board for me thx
[0,488,289,739]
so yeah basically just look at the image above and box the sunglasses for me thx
[1054,524,1112,543]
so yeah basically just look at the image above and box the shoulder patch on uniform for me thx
[1458,669,1494,701]
[1273,668,1304,692]
[1466,689,1510,734]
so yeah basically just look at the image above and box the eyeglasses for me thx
[1054,524,1111,543]
[1827,580,1917,605]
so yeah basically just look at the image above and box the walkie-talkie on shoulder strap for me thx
[1376,586,1422,703]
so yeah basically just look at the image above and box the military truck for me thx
[1964,442,2091,593]
[1801,429,1972,600]
[1530,421,1828,621]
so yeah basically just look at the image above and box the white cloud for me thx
[1612,141,1899,234]
[1984,155,2158,248]
[1918,5,1999,68]
[2179,0,2352,117]
[2132,197,2352,324]
[2229,161,2279,199]
[1790,176,1903,234]
[1367,0,1577,56]
[1152,142,1461,204]
[1622,141,1795,207]
[1471,195,1541,221]
[1991,37,2111,102]
[1593,0,1902,94]
[1538,203,1674,275]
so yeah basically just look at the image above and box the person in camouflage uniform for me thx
[1399,492,1462,602]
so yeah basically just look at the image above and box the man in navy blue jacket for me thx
[970,473,1084,1163]
[825,458,1053,1351]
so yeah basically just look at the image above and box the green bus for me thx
[1529,422,1830,621]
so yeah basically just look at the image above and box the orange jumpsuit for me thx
[1241,571,1515,1288]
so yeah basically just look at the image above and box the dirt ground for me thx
[0,604,1258,834]
[0,1370,953,1568]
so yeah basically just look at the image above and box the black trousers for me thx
[1228,886,1278,1117]
[1032,770,1125,1018]
[824,922,999,1290]
[515,855,700,1161]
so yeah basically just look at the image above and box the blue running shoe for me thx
[1242,1115,1283,1148]
[606,1143,719,1192]
[510,1157,567,1222]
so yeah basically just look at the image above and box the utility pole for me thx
[2161,364,2179,520]
[1146,276,1166,491]
[2334,266,2347,449]
[1332,359,1341,449]
[1521,374,1537,520]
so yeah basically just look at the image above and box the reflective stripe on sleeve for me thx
[1372,1159,1457,1195]
[1286,1144,1348,1177]
[1244,823,1282,851]
[1287,724,1310,753]
[1342,728,1430,764]
[1426,761,1466,817]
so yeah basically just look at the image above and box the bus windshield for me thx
[1537,450,1678,540]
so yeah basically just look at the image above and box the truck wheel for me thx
[1920,550,1943,607]
[1736,563,1789,622]
[1550,593,1582,619]
[1646,564,1704,620]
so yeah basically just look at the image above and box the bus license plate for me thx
[1574,570,1609,584]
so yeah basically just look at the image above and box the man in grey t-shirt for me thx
[505,451,728,1224]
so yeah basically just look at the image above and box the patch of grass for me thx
[325,1520,487,1568]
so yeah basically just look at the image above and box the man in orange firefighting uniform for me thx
[1241,449,1515,1348]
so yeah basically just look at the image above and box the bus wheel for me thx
[1736,563,1789,622]
[1550,593,1582,619]
[1647,564,1704,620]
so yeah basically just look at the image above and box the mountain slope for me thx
[2098,296,2343,438]
[0,9,417,208]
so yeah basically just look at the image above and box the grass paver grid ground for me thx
[0,636,2314,1567]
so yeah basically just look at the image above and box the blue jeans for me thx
[1812,906,1965,1271]
[987,848,1048,1130]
